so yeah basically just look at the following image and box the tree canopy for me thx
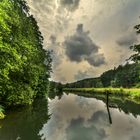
[0,0,52,107]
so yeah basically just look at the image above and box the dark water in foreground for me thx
[0,93,140,140]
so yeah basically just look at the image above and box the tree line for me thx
[64,63,139,88]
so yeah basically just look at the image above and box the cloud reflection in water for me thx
[39,93,140,140]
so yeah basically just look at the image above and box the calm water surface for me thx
[0,93,140,140]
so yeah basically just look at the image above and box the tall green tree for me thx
[0,0,52,107]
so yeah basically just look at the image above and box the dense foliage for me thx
[129,23,140,63]
[0,0,52,107]
[130,44,140,63]
[65,77,102,88]
[64,63,140,88]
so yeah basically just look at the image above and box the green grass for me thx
[64,88,140,99]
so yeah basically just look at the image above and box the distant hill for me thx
[64,63,140,88]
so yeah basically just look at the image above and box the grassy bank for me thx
[64,88,140,100]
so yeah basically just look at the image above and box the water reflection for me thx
[0,92,140,140]
[74,92,140,118]
[0,98,49,140]
[106,93,112,124]
[48,90,63,100]
[40,93,140,140]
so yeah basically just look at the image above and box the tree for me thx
[101,70,116,87]
[129,23,140,63]
[0,0,52,107]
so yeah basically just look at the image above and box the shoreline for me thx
[63,88,140,101]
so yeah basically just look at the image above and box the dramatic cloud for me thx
[64,24,106,67]
[60,0,80,11]
[27,0,140,83]
[116,31,138,47]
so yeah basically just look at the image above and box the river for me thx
[0,92,140,140]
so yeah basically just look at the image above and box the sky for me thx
[26,0,140,83]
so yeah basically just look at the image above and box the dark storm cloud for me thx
[64,24,106,67]
[60,0,80,11]
[116,31,138,47]
[87,53,106,67]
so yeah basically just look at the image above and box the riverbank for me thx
[64,88,140,101]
